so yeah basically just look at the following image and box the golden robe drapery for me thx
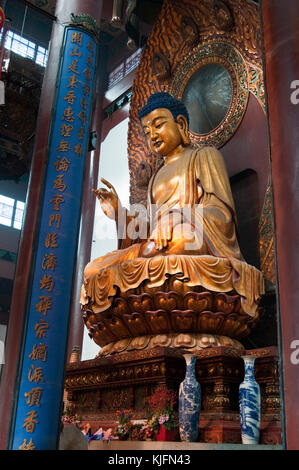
[81,146,264,316]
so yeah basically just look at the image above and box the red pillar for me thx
[261,0,299,450]
[0,0,103,450]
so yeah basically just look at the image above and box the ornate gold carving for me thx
[97,333,244,357]
[70,13,101,40]
[213,1,234,32]
[102,388,134,411]
[136,161,152,188]
[173,0,262,65]
[77,390,100,410]
[258,182,276,285]
[152,52,171,81]
[212,381,231,409]
[265,383,281,410]
[83,281,261,349]
[169,40,249,149]
[180,16,199,45]
[247,63,266,113]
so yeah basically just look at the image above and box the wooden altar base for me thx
[64,346,282,445]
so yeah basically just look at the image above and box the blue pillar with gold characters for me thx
[10,24,98,450]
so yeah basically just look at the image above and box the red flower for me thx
[147,386,177,413]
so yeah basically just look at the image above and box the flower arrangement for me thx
[110,389,178,442]
[61,405,81,426]
[139,424,155,441]
[113,409,134,440]
[131,424,142,441]
[146,385,178,432]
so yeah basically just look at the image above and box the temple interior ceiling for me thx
[0,1,165,181]
[26,0,55,16]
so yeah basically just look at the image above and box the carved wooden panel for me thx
[64,346,281,443]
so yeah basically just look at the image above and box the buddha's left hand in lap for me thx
[150,211,183,250]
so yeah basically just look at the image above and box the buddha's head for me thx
[139,92,191,157]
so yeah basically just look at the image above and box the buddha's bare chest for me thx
[152,159,183,204]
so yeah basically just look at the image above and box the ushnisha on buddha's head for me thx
[139,92,191,158]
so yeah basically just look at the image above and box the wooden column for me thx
[261,0,299,450]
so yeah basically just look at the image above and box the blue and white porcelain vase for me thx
[239,355,261,444]
[179,354,201,442]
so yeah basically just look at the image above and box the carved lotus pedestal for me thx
[82,277,262,356]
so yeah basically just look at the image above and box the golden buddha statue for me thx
[80,93,264,355]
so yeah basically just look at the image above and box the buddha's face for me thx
[141,108,184,157]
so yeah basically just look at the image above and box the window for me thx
[5,31,35,60]
[35,45,48,68]
[13,200,25,230]
[108,49,142,89]
[3,30,48,67]
[0,195,25,230]
[1,0,52,68]
[0,195,14,227]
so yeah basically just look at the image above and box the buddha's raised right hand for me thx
[92,178,122,221]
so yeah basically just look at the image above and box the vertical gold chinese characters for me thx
[18,29,96,450]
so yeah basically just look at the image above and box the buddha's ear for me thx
[176,114,191,146]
